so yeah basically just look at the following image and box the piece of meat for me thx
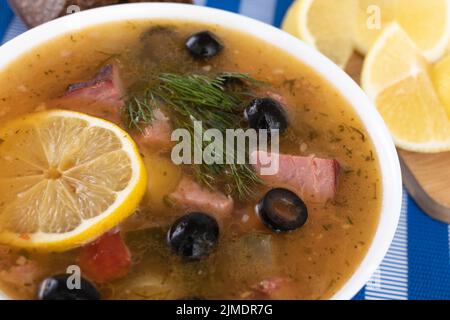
[252,150,339,202]
[52,64,124,124]
[77,232,131,284]
[131,108,173,149]
[168,177,234,219]
[64,64,123,105]
[0,252,43,293]
[53,64,173,150]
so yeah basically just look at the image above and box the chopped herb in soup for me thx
[0,21,381,300]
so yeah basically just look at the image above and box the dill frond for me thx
[122,90,157,131]
[123,72,263,199]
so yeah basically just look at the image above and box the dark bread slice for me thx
[8,0,193,27]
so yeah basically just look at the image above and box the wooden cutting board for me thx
[346,53,450,223]
[399,150,450,222]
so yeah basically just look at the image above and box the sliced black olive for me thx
[38,274,100,300]
[256,188,308,232]
[244,98,288,134]
[167,212,219,260]
[185,31,223,59]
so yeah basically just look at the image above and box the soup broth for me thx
[0,20,381,300]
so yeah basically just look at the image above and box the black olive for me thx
[244,98,288,134]
[185,31,223,59]
[256,188,308,232]
[38,274,100,300]
[167,212,219,260]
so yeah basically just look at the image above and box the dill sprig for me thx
[122,90,157,132]
[123,72,263,200]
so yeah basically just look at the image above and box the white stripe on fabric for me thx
[193,0,206,6]
[365,292,407,300]
[1,16,27,44]
[365,190,409,300]
[379,266,408,279]
[239,0,278,24]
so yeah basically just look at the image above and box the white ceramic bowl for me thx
[0,3,402,300]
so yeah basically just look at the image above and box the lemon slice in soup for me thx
[0,110,147,251]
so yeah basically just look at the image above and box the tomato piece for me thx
[77,232,131,283]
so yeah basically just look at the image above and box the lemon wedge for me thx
[355,0,450,62]
[282,0,357,67]
[353,0,395,54]
[432,53,450,117]
[362,24,450,152]
[283,0,450,66]
[0,110,147,251]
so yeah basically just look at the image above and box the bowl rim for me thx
[0,2,402,300]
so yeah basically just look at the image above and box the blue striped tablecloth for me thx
[0,0,449,300]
